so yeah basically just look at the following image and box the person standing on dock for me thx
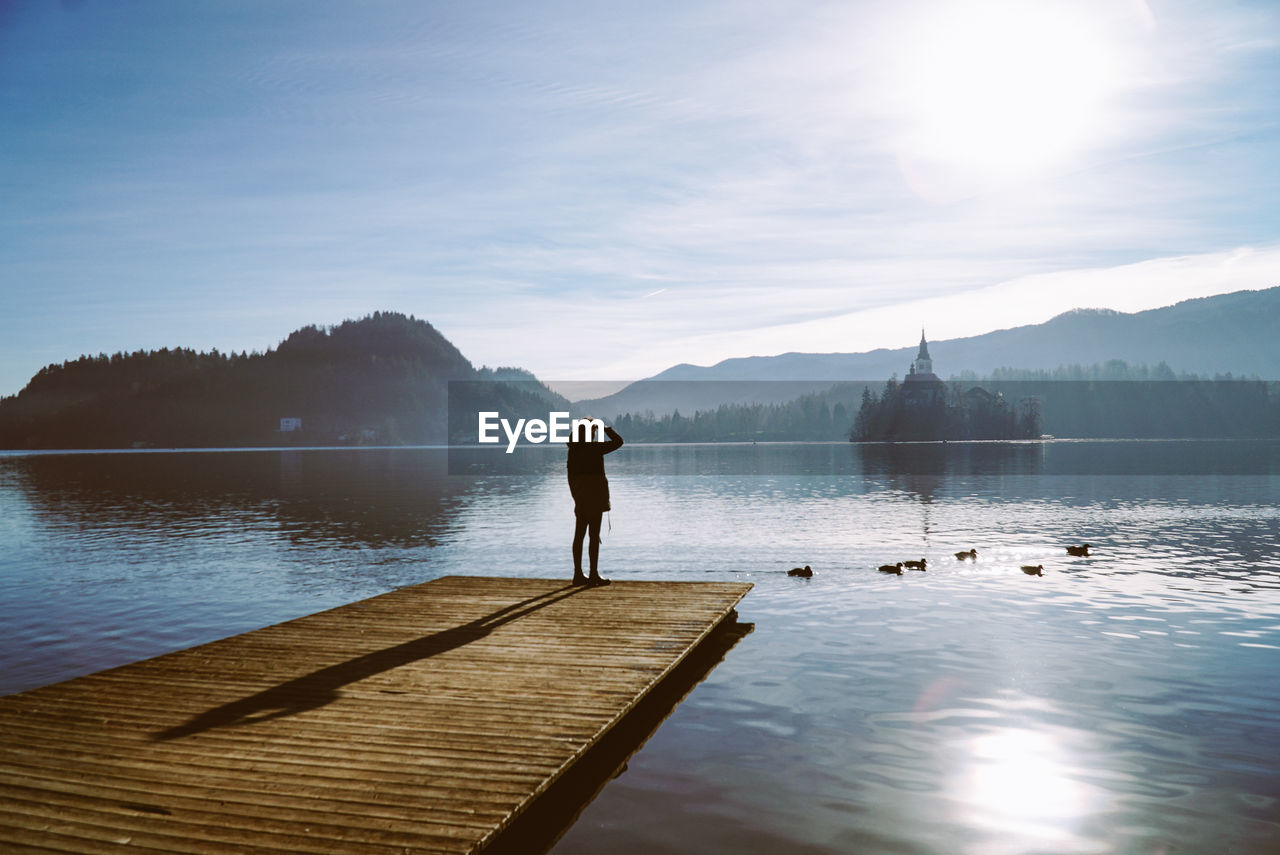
[567,419,624,587]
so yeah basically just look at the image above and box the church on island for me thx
[850,329,1041,441]
[902,330,945,408]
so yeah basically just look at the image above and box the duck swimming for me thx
[878,563,904,574]
[954,549,977,560]
[903,558,927,571]
[1021,564,1044,576]
[1065,544,1091,557]
[788,565,813,578]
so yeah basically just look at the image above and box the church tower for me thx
[912,329,933,377]
[902,328,943,406]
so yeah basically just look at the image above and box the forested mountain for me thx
[579,286,1280,418]
[0,313,566,449]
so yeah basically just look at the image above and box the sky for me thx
[2,0,1278,397]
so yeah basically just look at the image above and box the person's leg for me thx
[587,512,607,584]
[572,513,589,584]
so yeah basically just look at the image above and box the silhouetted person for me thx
[567,420,623,586]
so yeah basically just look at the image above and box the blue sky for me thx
[2,0,1278,397]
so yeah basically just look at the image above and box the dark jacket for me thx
[567,426,623,515]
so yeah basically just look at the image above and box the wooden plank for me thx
[1,576,751,854]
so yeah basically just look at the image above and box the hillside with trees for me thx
[0,313,566,449]
[603,362,1280,443]
[612,385,861,443]
[4,316,1278,449]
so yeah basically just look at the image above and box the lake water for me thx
[2,441,1278,854]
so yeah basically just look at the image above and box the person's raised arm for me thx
[602,425,624,454]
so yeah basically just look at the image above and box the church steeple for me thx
[913,329,933,376]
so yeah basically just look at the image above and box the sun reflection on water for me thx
[954,724,1103,854]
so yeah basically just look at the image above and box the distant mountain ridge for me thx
[578,286,1280,418]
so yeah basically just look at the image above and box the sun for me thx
[892,0,1118,189]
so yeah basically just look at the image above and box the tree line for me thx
[0,313,565,449]
[607,362,1280,442]
[851,378,1041,441]
[4,334,1277,449]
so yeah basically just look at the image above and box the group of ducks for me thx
[874,557,932,575]
[787,544,1092,579]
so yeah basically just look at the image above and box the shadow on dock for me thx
[479,611,754,855]
[155,585,584,741]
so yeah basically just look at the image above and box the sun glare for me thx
[894,0,1118,189]
[954,727,1101,854]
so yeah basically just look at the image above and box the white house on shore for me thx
[279,417,303,433]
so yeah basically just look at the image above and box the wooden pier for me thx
[0,575,753,854]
